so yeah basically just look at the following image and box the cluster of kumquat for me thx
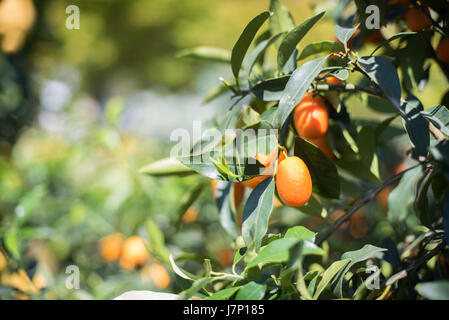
[99,234,170,289]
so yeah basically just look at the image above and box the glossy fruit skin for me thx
[293,93,329,139]
[99,233,124,263]
[436,37,449,63]
[325,76,343,85]
[233,183,245,208]
[119,236,149,270]
[405,8,431,32]
[308,136,334,161]
[241,148,286,189]
[275,156,312,207]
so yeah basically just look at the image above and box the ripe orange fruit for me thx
[182,205,198,224]
[293,93,329,139]
[211,180,244,208]
[436,37,449,63]
[241,147,286,189]
[99,233,124,263]
[233,183,245,208]
[275,156,312,207]
[119,236,150,270]
[405,8,432,32]
[141,264,171,289]
[308,136,334,161]
[349,210,369,239]
[325,76,343,85]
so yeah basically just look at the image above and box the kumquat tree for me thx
[1,0,449,304]
[139,0,449,300]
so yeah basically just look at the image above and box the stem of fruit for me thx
[315,164,421,246]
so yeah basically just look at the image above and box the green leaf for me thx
[139,158,194,177]
[145,218,170,265]
[400,95,430,159]
[334,24,359,50]
[387,165,424,224]
[242,177,275,250]
[238,105,261,129]
[294,137,340,199]
[179,277,214,300]
[370,32,417,56]
[204,286,242,300]
[251,76,290,101]
[284,226,316,242]
[215,181,238,237]
[247,32,286,76]
[363,95,397,114]
[202,85,229,105]
[177,46,231,63]
[231,11,271,83]
[269,0,295,47]
[247,237,299,268]
[415,281,449,300]
[299,41,344,61]
[277,11,325,71]
[375,114,400,141]
[4,229,20,259]
[176,181,206,227]
[358,56,402,109]
[277,55,328,127]
[235,281,266,300]
[421,105,449,138]
[332,244,387,297]
[430,140,449,167]
[313,259,350,299]
[357,125,379,178]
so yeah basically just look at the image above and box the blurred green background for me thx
[0,0,446,300]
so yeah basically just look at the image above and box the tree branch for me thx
[315,165,419,246]
[314,84,383,97]
[385,240,446,287]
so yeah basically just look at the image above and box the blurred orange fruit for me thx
[141,263,171,289]
[275,156,312,207]
[119,236,149,270]
[376,185,394,212]
[405,8,432,32]
[363,30,384,44]
[436,37,449,63]
[182,205,198,224]
[293,93,329,139]
[99,233,124,263]
[218,248,234,268]
[349,210,369,239]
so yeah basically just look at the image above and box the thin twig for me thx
[315,84,383,97]
[385,240,446,286]
[315,165,419,246]
[429,121,447,141]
